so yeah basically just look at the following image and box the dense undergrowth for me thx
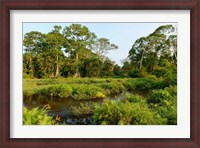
[92,85,176,125]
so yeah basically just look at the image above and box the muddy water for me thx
[23,91,148,125]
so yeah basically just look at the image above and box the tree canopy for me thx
[23,24,177,79]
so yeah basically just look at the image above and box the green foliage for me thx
[164,70,177,86]
[147,86,177,124]
[96,92,106,99]
[24,78,129,100]
[23,105,53,125]
[23,24,177,125]
[62,24,97,76]
[128,68,148,78]
[23,79,38,96]
[148,85,177,104]
[23,24,177,81]
[100,82,126,95]
[123,94,145,104]
[124,77,168,91]
[23,78,176,125]
[93,99,166,125]
[80,57,103,77]
[101,59,115,76]
[148,89,171,104]
[152,66,168,77]
[92,37,118,60]
[34,84,106,100]
[48,84,73,98]
[126,24,177,79]
[70,102,96,117]
[72,84,105,100]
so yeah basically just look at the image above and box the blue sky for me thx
[23,22,177,66]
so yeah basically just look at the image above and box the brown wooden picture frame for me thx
[0,0,199,147]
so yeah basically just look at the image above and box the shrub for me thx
[70,102,96,117]
[147,89,171,104]
[100,82,126,95]
[124,77,168,91]
[147,86,177,125]
[147,85,176,104]
[152,66,168,77]
[36,84,73,98]
[128,68,148,78]
[23,88,36,96]
[35,85,50,96]
[164,70,177,86]
[23,79,38,96]
[123,95,146,104]
[48,84,73,98]
[72,84,105,100]
[93,100,166,125]
[23,105,53,125]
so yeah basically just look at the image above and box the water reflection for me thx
[23,91,148,125]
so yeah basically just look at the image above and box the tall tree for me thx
[128,25,176,72]
[23,31,45,78]
[92,38,118,60]
[63,24,96,77]
[46,26,64,78]
[128,37,149,69]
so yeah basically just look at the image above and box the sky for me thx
[23,22,177,66]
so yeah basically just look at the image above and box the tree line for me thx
[23,24,177,79]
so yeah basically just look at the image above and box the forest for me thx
[23,24,177,125]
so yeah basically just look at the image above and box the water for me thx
[23,91,148,125]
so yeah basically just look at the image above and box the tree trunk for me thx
[29,56,33,79]
[74,52,80,78]
[76,52,79,64]
[139,50,145,69]
[55,52,59,78]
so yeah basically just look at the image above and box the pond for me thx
[23,90,149,125]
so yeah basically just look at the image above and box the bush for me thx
[128,68,148,78]
[23,88,36,96]
[124,78,156,90]
[100,82,126,95]
[147,85,176,104]
[37,84,106,100]
[23,105,53,125]
[48,84,73,98]
[93,99,166,125]
[36,84,73,98]
[72,84,105,100]
[70,103,96,117]
[147,86,177,125]
[152,66,168,77]
[124,77,168,91]
[123,95,146,104]
[23,79,38,96]
[147,89,171,104]
[164,70,177,86]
